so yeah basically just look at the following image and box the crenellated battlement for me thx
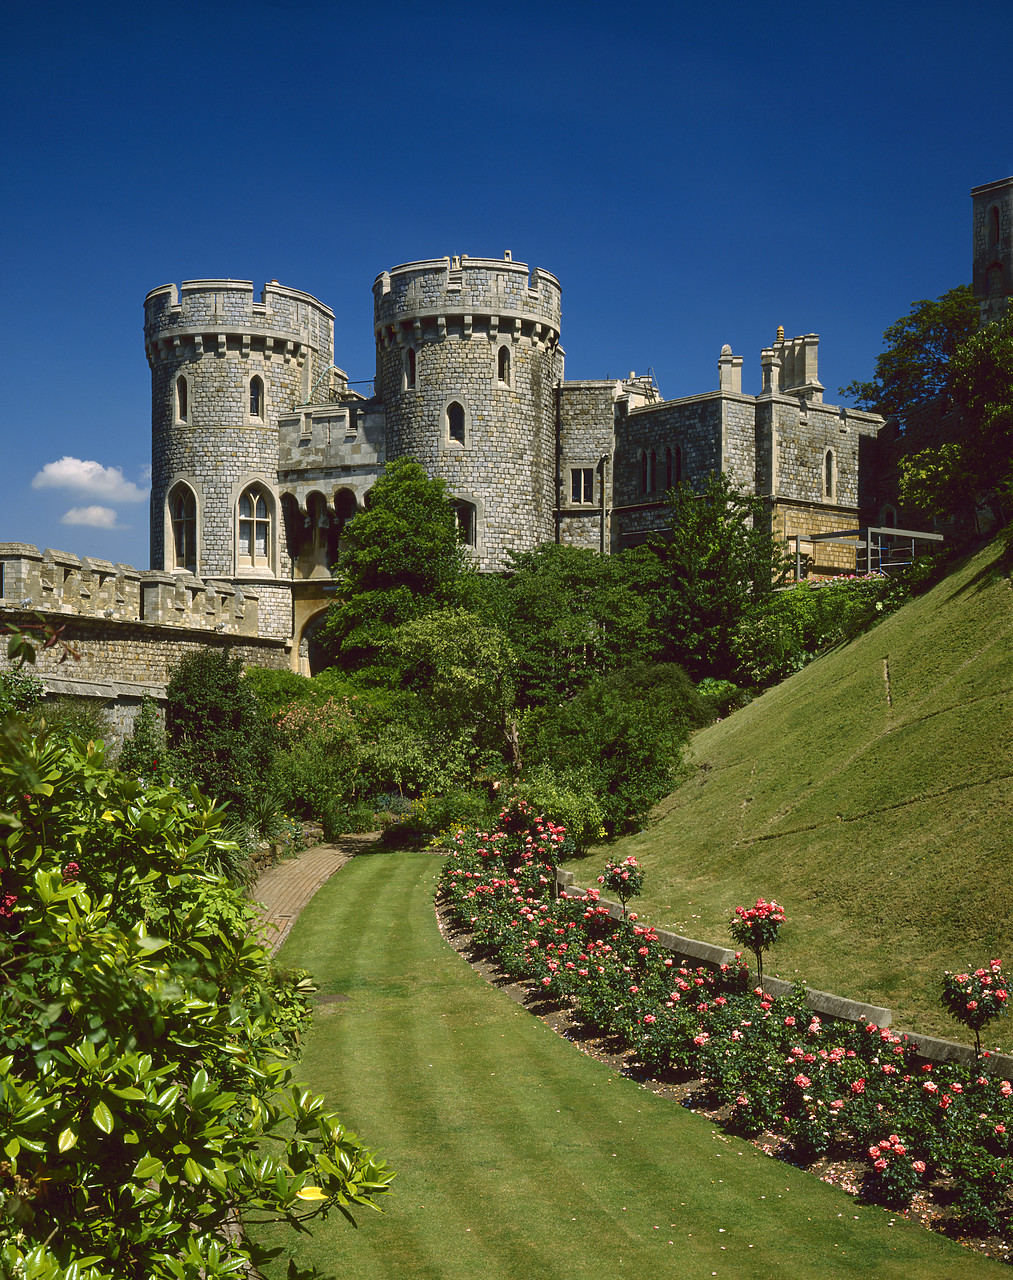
[144,279,334,370]
[373,253,562,345]
[0,545,259,637]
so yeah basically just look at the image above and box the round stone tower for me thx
[373,254,564,570]
[144,279,335,638]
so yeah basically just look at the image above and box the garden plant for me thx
[439,811,1013,1237]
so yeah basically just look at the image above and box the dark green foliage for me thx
[165,649,275,822]
[951,310,1013,517]
[243,665,318,717]
[695,677,749,719]
[630,473,790,680]
[481,543,657,708]
[116,694,165,778]
[320,457,475,666]
[38,694,115,744]
[840,284,979,429]
[524,663,698,833]
[0,668,44,719]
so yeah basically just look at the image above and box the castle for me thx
[2,175,1009,723]
[141,255,888,674]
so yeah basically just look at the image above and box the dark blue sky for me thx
[3,0,1010,567]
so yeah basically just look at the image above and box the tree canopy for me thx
[840,285,979,429]
[319,458,474,666]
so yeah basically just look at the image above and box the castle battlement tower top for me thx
[972,177,1012,326]
[373,254,561,340]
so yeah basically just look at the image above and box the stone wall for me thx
[0,544,287,741]
[557,381,617,552]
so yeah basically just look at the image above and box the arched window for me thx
[497,345,511,386]
[237,485,272,569]
[675,444,683,484]
[175,375,188,423]
[824,450,835,500]
[168,484,197,571]
[406,347,416,390]
[665,446,673,491]
[989,205,1001,249]
[648,448,657,494]
[447,401,466,445]
[249,375,264,420]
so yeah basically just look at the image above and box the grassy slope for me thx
[251,851,1000,1280]
[606,534,1013,1048]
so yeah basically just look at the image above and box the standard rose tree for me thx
[729,898,786,992]
[942,960,1009,1057]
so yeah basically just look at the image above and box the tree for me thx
[319,458,474,667]
[0,700,392,1278]
[839,285,979,429]
[165,649,275,823]
[898,312,1013,525]
[636,473,789,680]
[483,543,657,708]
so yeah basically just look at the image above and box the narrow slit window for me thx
[176,375,188,422]
[250,375,264,419]
[407,347,416,389]
[665,446,673,490]
[648,448,657,494]
[675,445,683,484]
[989,205,1001,249]
[498,345,511,385]
[448,401,465,445]
[824,450,834,499]
[641,450,649,494]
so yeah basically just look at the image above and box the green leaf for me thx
[4,1136,19,1159]
[91,1100,114,1133]
[58,1125,78,1152]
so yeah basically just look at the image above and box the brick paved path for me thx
[252,832,380,954]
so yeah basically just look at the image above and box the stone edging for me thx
[556,870,1013,1077]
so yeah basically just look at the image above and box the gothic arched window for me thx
[168,483,197,571]
[824,450,835,501]
[237,485,272,569]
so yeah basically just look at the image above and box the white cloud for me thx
[61,506,121,529]
[32,456,148,502]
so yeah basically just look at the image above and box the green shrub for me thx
[321,799,377,841]
[0,668,44,718]
[166,649,276,822]
[524,663,697,834]
[38,694,116,744]
[515,766,605,853]
[695,677,749,719]
[116,694,166,778]
[244,665,317,716]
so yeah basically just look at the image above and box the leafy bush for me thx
[515,766,605,853]
[244,665,318,716]
[322,799,377,841]
[695,677,749,719]
[37,694,115,744]
[116,694,166,779]
[166,649,276,822]
[0,717,392,1278]
[942,960,1010,1056]
[524,663,697,833]
[0,668,44,718]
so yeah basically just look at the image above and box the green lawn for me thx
[599,534,1013,1048]
[249,850,1001,1279]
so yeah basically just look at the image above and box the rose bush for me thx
[439,825,1013,1233]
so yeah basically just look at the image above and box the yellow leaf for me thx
[295,1186,328,1201]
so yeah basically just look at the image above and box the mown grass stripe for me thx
[251,851,1003,1279]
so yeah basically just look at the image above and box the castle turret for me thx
[373,254,564,569]
[972,177,1013,326]
[144,279,336,638]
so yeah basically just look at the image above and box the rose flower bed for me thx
[438,802,1013,1241]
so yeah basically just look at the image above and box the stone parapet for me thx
[0,545,259,637]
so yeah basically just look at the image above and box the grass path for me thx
[251,850,1002,1279]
